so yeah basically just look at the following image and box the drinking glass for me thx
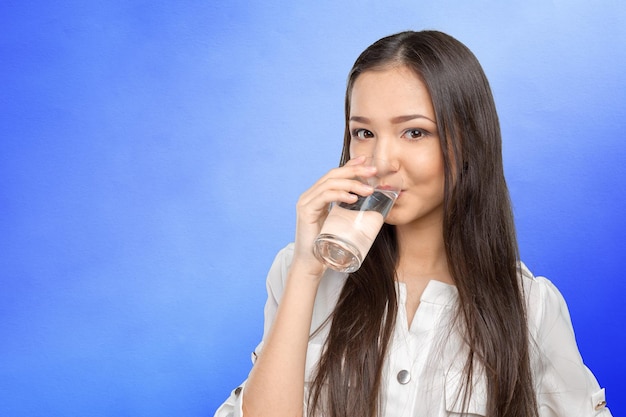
[313,158,402,273]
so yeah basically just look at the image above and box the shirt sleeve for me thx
[213,244,294,417]
[524,271,612,417]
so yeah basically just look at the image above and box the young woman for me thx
[215,30,611,417]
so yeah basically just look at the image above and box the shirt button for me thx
[397,369,411,384]
[592,388,607,411]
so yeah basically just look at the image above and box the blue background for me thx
[1,1,624,416]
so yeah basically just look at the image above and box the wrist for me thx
[287,259,326,285]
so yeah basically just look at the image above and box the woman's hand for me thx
[291,156,376,279]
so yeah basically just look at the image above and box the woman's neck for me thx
[394,221,453,285]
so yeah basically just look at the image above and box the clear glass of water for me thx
[313,158,403,273]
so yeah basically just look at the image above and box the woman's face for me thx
[348,65,445,229]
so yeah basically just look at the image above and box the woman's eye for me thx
[403,129,426,140]
[351,129,374,139]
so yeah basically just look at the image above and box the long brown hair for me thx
[308,31,538,417]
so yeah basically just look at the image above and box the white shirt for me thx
[215,243,611,417]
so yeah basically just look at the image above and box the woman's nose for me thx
[372,138,400,172]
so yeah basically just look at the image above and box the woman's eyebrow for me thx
[390,114,435,124]
[349,114,435,124]
[349,115,370,123]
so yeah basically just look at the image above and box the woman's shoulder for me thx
[264,243,296,296]
[517,262,575,338]
[518,262,567,303]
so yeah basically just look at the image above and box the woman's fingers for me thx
[299,159,376,206]
[320,159,377,185]
[299,177,373,208]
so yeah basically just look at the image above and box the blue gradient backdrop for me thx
[1,1,624,416]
